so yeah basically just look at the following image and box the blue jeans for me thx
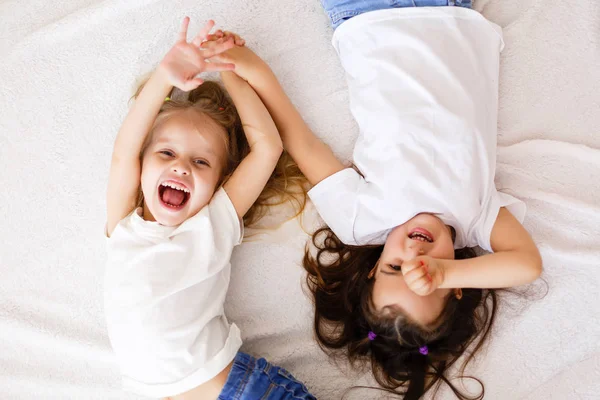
[218,352,315,400]
[321,0,473,29]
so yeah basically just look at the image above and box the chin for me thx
[144,199,189,226]
[157,214,187,227]
[153,211,187,227]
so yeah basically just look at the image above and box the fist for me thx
[401,256,445,296]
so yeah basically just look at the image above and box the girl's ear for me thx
[455,288,463,300]
[367,259,379,279]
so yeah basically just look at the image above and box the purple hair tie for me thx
[419,345,429,355]
[367,331,377,341]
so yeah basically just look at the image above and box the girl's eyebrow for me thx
[154,137,219,156]
[153,137,172,146]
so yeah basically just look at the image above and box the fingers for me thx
[223,31,245,46]
[403,259,434,296]
[200,36,227,50]
[200,37,230,53]
[178,16,190,43]
[400,259,421,275]
[205,33,223,42]
[200,37,235,59]
[213,30,225,39]
[403,263,429,287]
[182,19,244,48]
[191,19,215,47]
[410,276,433,296]
[179,78,204,91]
[205,30,245,46]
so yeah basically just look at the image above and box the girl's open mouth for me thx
[158,182,191,210]
[408,228,434,243]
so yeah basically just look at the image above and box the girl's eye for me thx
[194,159,210,167]
[389,264,401,271]
[159,150,174,157]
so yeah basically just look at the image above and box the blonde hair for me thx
[133,77,307,227]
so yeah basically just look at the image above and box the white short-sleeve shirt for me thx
[308,7,525,252]
[104,188,243,397]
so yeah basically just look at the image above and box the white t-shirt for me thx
[308,7,525,252]
[104,188,243,397]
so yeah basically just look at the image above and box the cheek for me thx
[373,273,411,305]
[372,280,392,310]
[140,159,160,194]
[384,227,407,249]
[435,238,455,259]
[192,169,222,197]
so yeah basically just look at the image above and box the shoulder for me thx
[182,187,244,245]
[308,168,362,199]
[106,207,146,240]
[307,168,366,245]
[473,190,526,252]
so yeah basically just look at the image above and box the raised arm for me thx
[221,71,283,218]
[403,208,543,295]
[207,39,345,186]
[244,58,345,185]
[106,18,234,236]
[106,68,171,236]
[439,207,542,289]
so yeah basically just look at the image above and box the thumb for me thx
[180,78,204,91]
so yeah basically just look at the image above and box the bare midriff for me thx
[165,361,234,400]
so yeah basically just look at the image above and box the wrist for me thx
[437,258,457,289]
[151,65,174,92]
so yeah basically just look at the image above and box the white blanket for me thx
[1,0,599,399]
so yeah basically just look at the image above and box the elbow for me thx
[266,141,284,161]
[249,134,283,160]
[525,249,543,283]
[530,260,543,283]
[257,142,284,166]
[267,138,284,158]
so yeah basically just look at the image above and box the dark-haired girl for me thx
[207,1,543,398]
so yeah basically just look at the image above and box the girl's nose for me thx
[406,245,426,259]
[172,162,190,176]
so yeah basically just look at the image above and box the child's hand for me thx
[401,256,446,296]
[158,17,235,91]
[206,30,246,47]
[201,33,266,83]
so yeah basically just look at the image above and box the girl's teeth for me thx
[162,182,189,193]
[410,233,432,242]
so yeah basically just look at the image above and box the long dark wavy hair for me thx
[303,226,499,400]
